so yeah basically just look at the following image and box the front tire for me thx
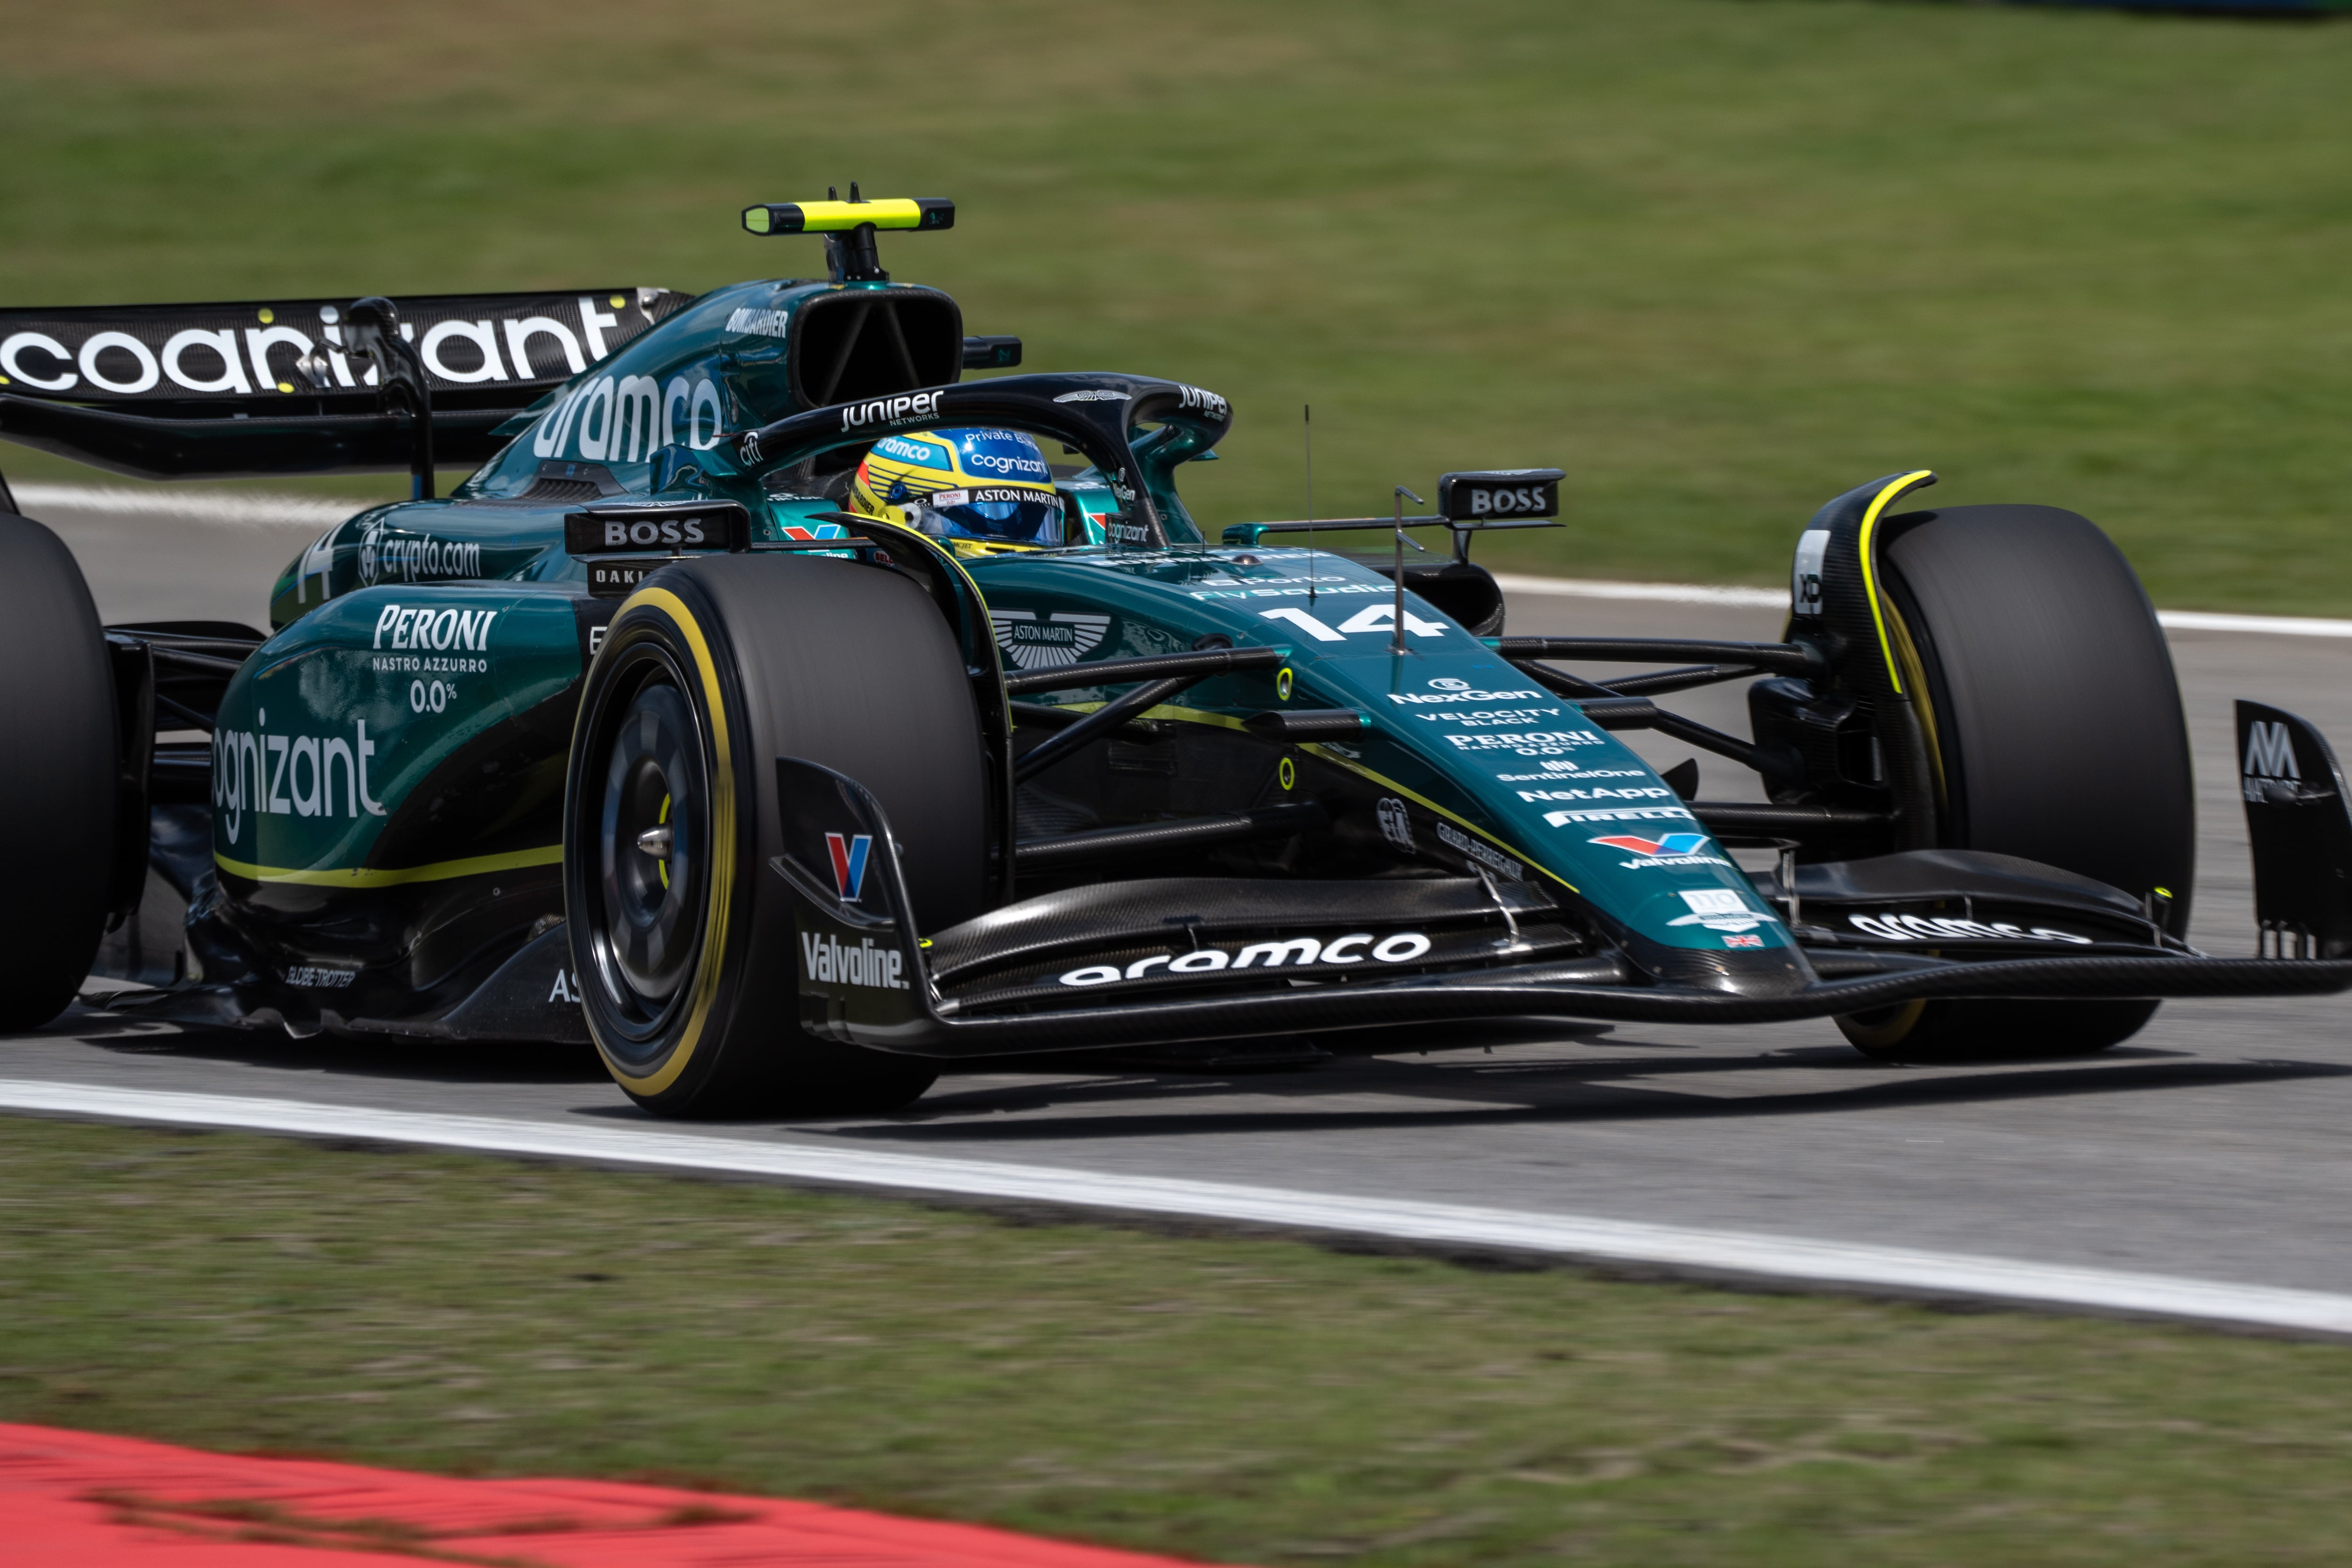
[1838,504,2192,1064]
[0,513,117,1030]
[564,554,990,1116]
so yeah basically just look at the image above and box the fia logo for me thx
[1377,796,1414,852]
[826,832,874,902]
[1428,677,1470,692]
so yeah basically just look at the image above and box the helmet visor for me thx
[917,485,1065,545]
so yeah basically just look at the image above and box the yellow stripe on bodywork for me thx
[1859,470,1936,696]
[1038,700,1246,731]
[1884,596,1947,813]
[214,843,563,887]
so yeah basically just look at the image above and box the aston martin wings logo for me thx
[990,609,1113,670]
[2246,720,2298,781]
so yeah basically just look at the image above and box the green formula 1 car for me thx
[2,195,2348,1116]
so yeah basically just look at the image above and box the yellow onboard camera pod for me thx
[741,193,956,284]
[740,194,1020,368]
[741,198,955,235]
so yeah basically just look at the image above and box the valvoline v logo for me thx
[1591,832,1708,858]
[825,832,874,901]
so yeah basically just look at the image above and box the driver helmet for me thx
[850,428,1064,550]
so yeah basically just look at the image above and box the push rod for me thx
[1504,658,1616,700]
[114,631,264,656]
[1689,801,1890,840]
[152,692,216,732]
[1243,708,1367,740]
[1014,675,1198,782]
[1580,663,1758,698]
[1009,700,1130,732]
[1001,645,1281,698]
[1493,637,1826,678]
[1507,654,1783,700]
[1573,696,1769,773]
[1016,803,1327,870]
[141,645,252,677]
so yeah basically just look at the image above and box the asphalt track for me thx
[9,485,2352,1322]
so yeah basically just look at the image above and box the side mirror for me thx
[1438,469,1563,522]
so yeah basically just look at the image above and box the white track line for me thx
[11,485,2350,638]
[13,482,376,530]
[5,1078,2349,1337]
[1491,572,2352,639]
[2150,608,2352,638]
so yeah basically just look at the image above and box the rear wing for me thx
[0,288,693,481]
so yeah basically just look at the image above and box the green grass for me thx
[3,1,2352,608]
[8,1114,2352,1566]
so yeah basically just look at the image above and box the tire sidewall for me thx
[564,553,985,1115]
[0,514,117,1029]
[1879,504,2195,931]
[1849,504,2189,1060]
[565,573,755,1109]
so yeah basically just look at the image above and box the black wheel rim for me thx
[583,651,709,1047]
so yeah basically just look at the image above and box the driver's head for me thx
[851,428,1064,549]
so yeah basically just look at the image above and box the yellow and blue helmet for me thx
[850,428,1065,550]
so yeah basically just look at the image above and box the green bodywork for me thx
[961,548,1783,952]
[220,273,1784,996]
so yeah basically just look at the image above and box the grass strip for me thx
[6,1114,2352,1565]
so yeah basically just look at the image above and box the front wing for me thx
[778,758,2352,1059]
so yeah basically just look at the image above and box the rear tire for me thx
[0,514,118,1030]
[564,554,990,1116]
[1836,504,2192,1064]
